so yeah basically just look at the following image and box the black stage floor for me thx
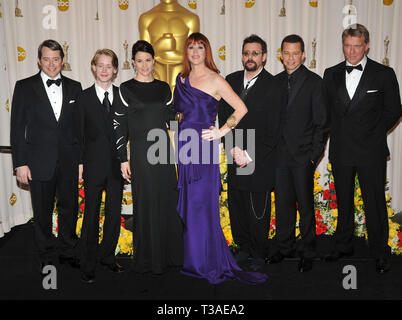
[1,222,401,311]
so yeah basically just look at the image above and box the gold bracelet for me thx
[175,112,183,123]
[226,115,238,129]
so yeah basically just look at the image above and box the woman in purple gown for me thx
[173,32,268,284]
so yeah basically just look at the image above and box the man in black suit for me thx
[323,24,401,273]
[266,35,328,272]
[76,49,124,283]
[10,39,82,272]
[218,35,276,271]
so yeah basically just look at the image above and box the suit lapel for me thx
[58,74,70,124]
[333,62,351,114]
[32,72,58,125]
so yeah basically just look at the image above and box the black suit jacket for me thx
[218,68,276,192]
[10,72,82,180]
[323,58,402,166]
[76,84,122,181]
[273,65,328,165]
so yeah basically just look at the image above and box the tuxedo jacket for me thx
[76,84,122,181]
[323,57,402,166]
[272,65,329,165]
[218,68,277,192]
[10,72,82,181]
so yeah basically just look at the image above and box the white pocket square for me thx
[366,90,378,93]
[69,100,75,103]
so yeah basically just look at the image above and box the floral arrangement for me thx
[52,183,133,256]
[218,150,402,255]
[53,149,402,256]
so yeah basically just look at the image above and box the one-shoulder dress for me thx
[173,75,268,284]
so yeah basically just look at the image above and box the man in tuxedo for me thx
[10,39,82,272]
[76,49,124,283]
[323,24,401,273]
[218,35,276,271]
[266,35,328,272]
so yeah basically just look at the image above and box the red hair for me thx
[181,32,219,79]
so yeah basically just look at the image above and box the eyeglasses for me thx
[242,51,262,58]
[96,64,114,70]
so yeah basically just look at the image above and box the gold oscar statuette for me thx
[15,0,23,17]
[138,0,200,91]
[309,38,317,69]
[95,0,99,20]
[382,36,390,66]
[122,40,131,70]
[62,42,72,71]
[220,0,225,15]
[279,0,286,17]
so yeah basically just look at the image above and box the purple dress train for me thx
[173,75,268,284]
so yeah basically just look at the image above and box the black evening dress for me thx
[114,78,183,274]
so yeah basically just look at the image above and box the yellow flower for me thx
[220,191,228,203]
[387,207,394,217]
[327,162,332,171]
[314,183,323,194]
[76,217,83,235]
[314,171,321,179]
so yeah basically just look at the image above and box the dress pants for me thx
[332,161,391,258]
[227,186,272,259]
[29,163,79,262]
[80,171,123,274]
[274,141,316,258]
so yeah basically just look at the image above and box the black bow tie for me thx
[46,78,62,87]
[345,64,363,74]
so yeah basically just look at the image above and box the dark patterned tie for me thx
[103,91,111,113]
[239,75,258,101]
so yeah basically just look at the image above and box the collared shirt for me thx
[243,67,264,90]
[94,83,114,105]
[345,55,367,99]
[40,71,63,121]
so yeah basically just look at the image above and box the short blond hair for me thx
[91,49,119,79]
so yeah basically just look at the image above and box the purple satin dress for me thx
[173,75,268,284]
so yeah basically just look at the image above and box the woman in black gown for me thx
[114,40,183,274]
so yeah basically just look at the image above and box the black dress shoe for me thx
[297,258,313,272]
[81,272,95,284]
[323,249,354,262]
[234,251,250,264]
[376,258,390,274]
[101,262,125,273]
[265,252,285,264]
[59,256,80,269]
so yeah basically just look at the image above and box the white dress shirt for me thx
[94,83,114,105]
[243,67,263,90]
[345,55,367,99]
[40,71,63,121]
